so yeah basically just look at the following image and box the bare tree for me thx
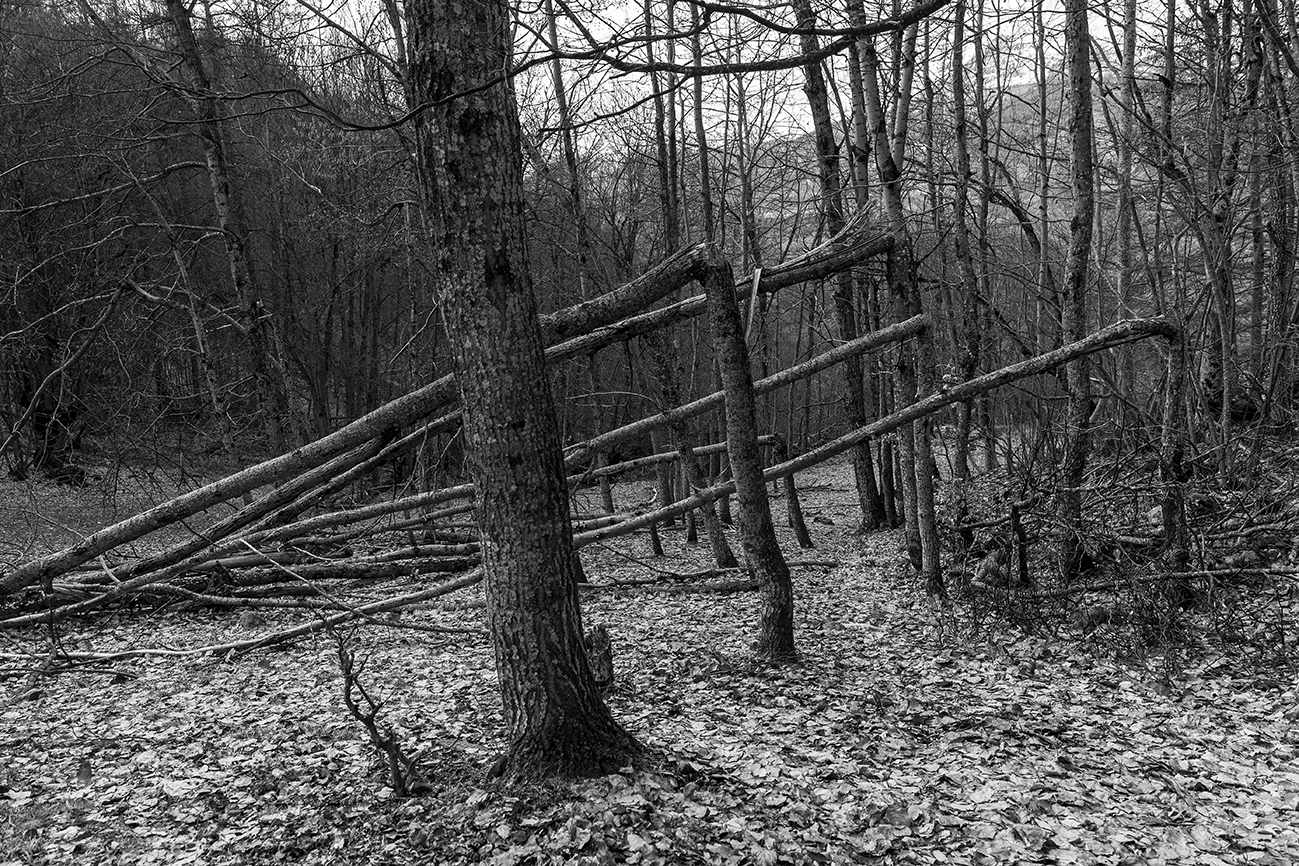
[1057,0,1095,584]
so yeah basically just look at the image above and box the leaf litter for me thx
[2,456,1297,865]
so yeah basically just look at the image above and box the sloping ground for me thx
[2,458,1297,865]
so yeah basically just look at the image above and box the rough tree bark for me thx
[407,0,638,779]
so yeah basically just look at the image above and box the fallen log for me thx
[291,501,480,550]
[98,438,388,587]
[576,437,778,481]
[0,247,705,594]
[237,555,479,583]
[565,315,924,467]
[285,316,915,544]
[1,570,486,658]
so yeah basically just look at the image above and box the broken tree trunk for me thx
[567,315,924,467]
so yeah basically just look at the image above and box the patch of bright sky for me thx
[247,0,1157,152]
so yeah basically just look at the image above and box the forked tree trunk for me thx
[407,0,638,780]
[857,21,943,594]
[794,0,883,532]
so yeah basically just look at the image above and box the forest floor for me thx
[2,456,1298,865]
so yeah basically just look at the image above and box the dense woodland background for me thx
[3,0,1299,861]
[3,0,1294,481]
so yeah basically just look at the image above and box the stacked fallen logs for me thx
[2,339,917,624]
[1,214,893,601]
[0,192,1185,645]
[3,436,806,620]
[1,317,1182,630]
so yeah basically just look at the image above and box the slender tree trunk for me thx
[645,0,677,255]
[1058,0,1096,584]
[689,1,715,239]
[544,0,613,504]
[1116,0,1138,410]
[1160,325,1192,606]
[664,0,682,251]
[674,4,739,568]
[1250,126,1266,395]
[644,0,680,526]
[407,0,638,780]
[734,74,763,273]
[1034,0,1053,355]
[857,22,943,594]
[845,38,885,523]
[973,0,997,471]
[163,0,290,450]
[543,0,592,300]
[733,66,772,431]
[950,0,980,551]
[644,338,737,566]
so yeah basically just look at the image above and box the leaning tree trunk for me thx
[702,256,796,661]
[572,319,1180,551]
[407,0,638,780]
[0,200,888,598]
